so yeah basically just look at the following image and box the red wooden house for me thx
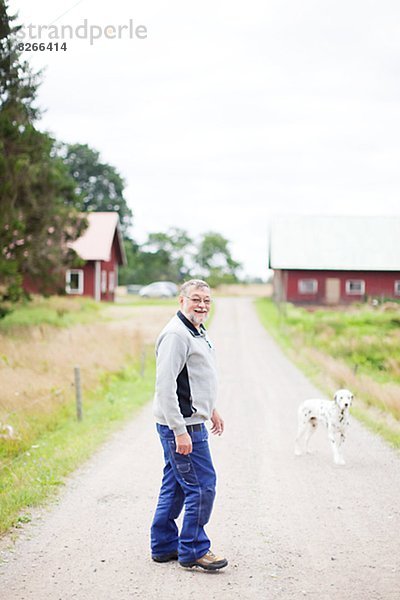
[269,216,400,305]
[65,212,127,302]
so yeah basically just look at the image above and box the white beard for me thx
[189,311,208,327]
[182,306,208,328]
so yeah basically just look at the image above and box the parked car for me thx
[138,281,178,298]
[126,284,142,295]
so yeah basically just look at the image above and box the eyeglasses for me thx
[183,295,212,306]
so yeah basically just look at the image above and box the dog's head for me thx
[334,389,353,410]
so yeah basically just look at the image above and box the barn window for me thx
[395,281,400,296]
[298,279,318,294]
[345,280,365,295]
[66,269,84,295]
[101,270,107,293]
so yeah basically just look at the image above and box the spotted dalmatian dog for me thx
[294,389,353,465]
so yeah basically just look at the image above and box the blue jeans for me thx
[151,423,217,563]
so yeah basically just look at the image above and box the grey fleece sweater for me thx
[153,311,217,436]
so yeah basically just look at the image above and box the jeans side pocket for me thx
[169,441,198,486]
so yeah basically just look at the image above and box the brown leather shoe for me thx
[179,550,228,571]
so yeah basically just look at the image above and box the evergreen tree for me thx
[0,1,86,315]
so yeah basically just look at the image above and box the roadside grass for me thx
[0,356,155,537]
[0,295,101,332]
[0,296,179,538]
[255,298,400,449]
[283,304,400,385]
[0,293,213,537]
[0,319,144,424]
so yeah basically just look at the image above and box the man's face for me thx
[179,286,212,327]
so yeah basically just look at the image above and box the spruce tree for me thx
[0,1,86,315]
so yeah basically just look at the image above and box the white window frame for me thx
[298,279,318,294]
[94,261,101,301]
[345,279,365,295]
[101,270,107,293]
[66,269,84,295]
[109,271,115,292]
[394,281,400,296]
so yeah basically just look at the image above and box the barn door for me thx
[325,278,340,304]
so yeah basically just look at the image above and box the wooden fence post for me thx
[74,366,83,421]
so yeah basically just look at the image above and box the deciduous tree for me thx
[119,228,241,287]
[59,142,133,235]
[196,231,241,287]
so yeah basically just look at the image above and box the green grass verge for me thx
[255,298,400,450]
[282,301,400,385]
[350,406,400,449]
[0,296,102,332]
[0,355,155,537]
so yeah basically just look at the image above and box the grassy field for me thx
[0,295,102,331]
[0,359,155,536]
[0,295,175,537]
[255,298,400,449]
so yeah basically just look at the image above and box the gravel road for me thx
[1,297,399,600]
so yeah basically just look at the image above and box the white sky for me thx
[8,0,400,279]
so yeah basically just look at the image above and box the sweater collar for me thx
[177,310,206,337]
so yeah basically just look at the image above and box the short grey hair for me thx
[180,279,210,296]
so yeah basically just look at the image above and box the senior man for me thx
[150,279,227,571]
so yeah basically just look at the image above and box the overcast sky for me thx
[9,0,400,279]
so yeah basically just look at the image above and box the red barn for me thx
[269,216,400,305]
[66,212,127,302]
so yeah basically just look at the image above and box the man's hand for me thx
[210,409,224,436]
[175,432,193,455]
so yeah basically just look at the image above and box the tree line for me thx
[0,2,241,316]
